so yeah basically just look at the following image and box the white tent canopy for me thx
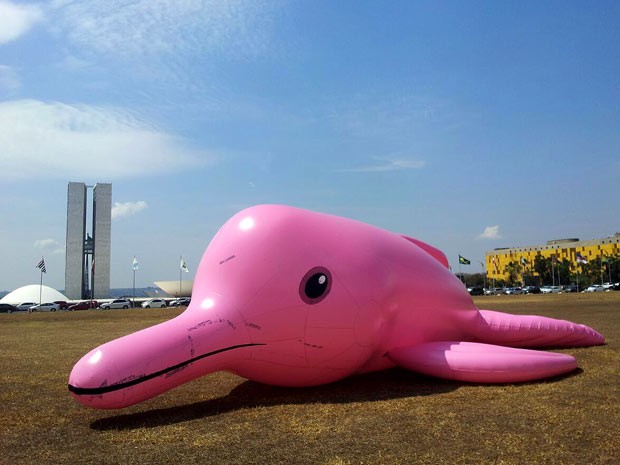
[0,285,69,305]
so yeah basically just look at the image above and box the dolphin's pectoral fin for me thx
[474,310,605,348]
[387,341,578,383]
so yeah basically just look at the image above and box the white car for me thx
[585,285,604,293]
[142,298,167,308]
[100,299,132,309]
[540,286,561,294]
[29,302,60,312]
[16,302,36,311]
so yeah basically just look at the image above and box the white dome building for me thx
[154,280,193,297]
[0,285,69,305]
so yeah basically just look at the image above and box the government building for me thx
[65,182,112,299]
[485,233,620,282]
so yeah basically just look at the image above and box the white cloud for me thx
[0,1,44,44]
[0,99,211,180]
[112,201,148,220]
[0,65,20,94]
[339,157,426,173]
[326,91,456,139]
[33,238,64,254]
[478,225,501,240]
[50,0,276,60]
[34,239,57,249]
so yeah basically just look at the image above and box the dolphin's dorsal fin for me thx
[401,235,450,269]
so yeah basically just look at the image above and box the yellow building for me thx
[486,233,620,282]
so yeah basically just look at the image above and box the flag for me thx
[576,252,588,265]
[520,257,528,265]
[132,256,139,271]
[36,258,46,273]
[458,255,471,265]
[91,257,95,275]
[180,258,189,273]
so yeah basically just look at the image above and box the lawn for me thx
[1,293,618,464]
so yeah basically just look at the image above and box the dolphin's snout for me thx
[68,309,254,409]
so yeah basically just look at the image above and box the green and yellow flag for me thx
[458,255,471,265]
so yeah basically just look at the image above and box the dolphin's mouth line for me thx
[68,343,265,396]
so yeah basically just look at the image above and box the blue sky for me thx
[1,0,619,292]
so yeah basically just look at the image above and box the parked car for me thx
[563,285,579,293]
[585,285,604,293]
[141,298,167,308]
[484,288,501,296]
[505,287,523,295]
[611,283,620,291]
[53,301,69,310]
[169,297,191,307]
[99,299,131,309]
[67,300,99,311]
[467,287,484,296]
[29,302,60,312]
[540,286,561,294]
[522,286,541,294]
[0,303,19,313]
[16,302,36,311]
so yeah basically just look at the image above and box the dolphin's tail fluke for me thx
[472,310,605,348]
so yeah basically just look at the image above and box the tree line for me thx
[459,253,620,288]
[504,254,620,287]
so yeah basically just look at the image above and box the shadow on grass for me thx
[90,368,456,430]
[90,367,580,431]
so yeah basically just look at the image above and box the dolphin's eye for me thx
[300,267,332,304]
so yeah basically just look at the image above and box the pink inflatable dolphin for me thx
[68,205,604,409]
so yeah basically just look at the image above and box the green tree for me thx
[461,273,486,287]
[576,259,600,288]
[602,255,620,283]
[558,259,572,285]
[533,254,551,285]
[504,261,523,286]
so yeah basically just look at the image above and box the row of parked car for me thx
[98,297,191,309]
[468,282,620,296]
[0,297,192,313]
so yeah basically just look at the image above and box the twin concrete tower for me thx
[65,182,111,300]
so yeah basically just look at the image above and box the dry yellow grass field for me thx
[1,292,618,464]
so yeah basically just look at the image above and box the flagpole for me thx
[179,256,182,298]
[91,255,95,301]
[130,256,139,308]
[577,265,580,292]
[39,265,43,306]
